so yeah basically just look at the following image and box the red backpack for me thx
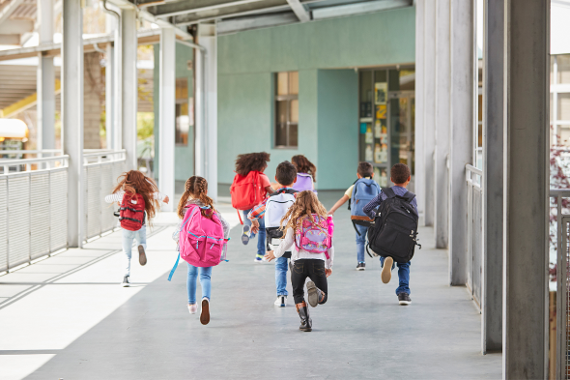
[230,171,264,211]
[119,193,145,231]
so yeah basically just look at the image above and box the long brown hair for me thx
[112,170,160,222]
[235,152,270,176]
[177,176,216,218]
[279,190,327,232]
[291,155,317,182]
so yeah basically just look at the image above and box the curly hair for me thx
[177,176,216,219]
[279,190,328,233]
[112,170,160,224]
[235,152,270,176]
[291,155,317,182]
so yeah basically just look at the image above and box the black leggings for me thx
[291,259,328,305]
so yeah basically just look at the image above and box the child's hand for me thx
[325,269,332,277]
[327,210,334,215]
[163,195,170,204]
[264,250,276,262]
[251,219,260,234]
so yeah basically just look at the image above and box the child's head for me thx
[390,163,411,186]
[235,152,271,176]
[177,176,216,218]
[291,155,317,182]
[357,162,374,179]
[275,161,297,187]
[113,170,160,221]
[280,190,328,232]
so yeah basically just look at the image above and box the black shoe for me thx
[138,245,147,266]
[296,302,312,332]
[398,293,411,305]
[122,275,130,287]
[356,262,366,271]
[306,281,325,308]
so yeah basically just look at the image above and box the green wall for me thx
[217,7,415,189]
[153,43,195,183]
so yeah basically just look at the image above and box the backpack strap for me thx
[401,191,416,203]
[167,253,181,281]
[382,187,396,198]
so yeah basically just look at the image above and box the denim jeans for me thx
[380,257,411,295]
[122,225,146,276]
[275,256,289,296]
[355,223,369,263]
[242,210,266,257]
[186,263,212,304]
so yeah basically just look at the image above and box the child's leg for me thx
[395,261,411,295]
[307,260,328,305]
[275,256,289,296]
[186,263,199,304]
[136,225,147,251]
[121,228,135,276]
[199,267,213,301]
[242,210,255,239]
[291,260,309,304]
[355,224,367,263]
[256,217,266,258]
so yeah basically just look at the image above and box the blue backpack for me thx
[350,178,381,234]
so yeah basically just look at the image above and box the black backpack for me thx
[366,188,421,263]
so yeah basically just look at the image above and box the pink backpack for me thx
[294,215,333,258]
[168,205,228,281]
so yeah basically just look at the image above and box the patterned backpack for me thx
[294,215,333,257]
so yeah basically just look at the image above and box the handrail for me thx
[0,155,69,166]
[83,149,126,159]
[466,164,483,176]
[550,189,570,197]
[0,149,63,154]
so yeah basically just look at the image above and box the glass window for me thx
[175,78,190,146]
[559,93,570,121]
[557,55,570,84]
[274,71,299,149]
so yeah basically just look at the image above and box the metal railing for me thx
[0,155,69,273]
[83,150,126,241]
[466,164,483,308]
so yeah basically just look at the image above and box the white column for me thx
[414,0,425,225]
[423,0,436,227]
[37,0,55,152]
[194,39,206,179]
[62,0,84,248]
[105,13,116,150]
[434,0,450,248]
[481,0,503,353]
[449,0,473,286]
[503,0,549,378]
[121,9,137,169]
[158,28,176,212]
[201,25,218,202]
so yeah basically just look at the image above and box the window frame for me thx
[274,72,299,149]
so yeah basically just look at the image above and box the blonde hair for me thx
[279,190,328,232]
[177,176,216,219]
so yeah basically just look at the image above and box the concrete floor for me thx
[0,192,501,380]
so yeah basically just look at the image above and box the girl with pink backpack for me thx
[265,190,334,332]
[170,176,230,325]
[291,155,317,193]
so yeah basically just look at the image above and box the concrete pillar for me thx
[414,0,425,225]
[423,0,436,227]
[158,27,175,212]
[105,43,114,150]
[37,0,55,152]
[503,0,549,378]
[62,0,84,248]
[201,25,218,202]
[481,0,503,354]
[194,40,205,180]
[121,9,137,169]
[434,0,450,248]
[449,0,473,286]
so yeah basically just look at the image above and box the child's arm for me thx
[363,194,383,219]
[104,192,124,204]
[153,192,170,204]
[247,199,268,233]
[328,195,349,215]
[264,228,294,261]
[325,246,334,276]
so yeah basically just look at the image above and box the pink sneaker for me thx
[188,304,197,314]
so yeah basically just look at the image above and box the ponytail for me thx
[177,176,216,219]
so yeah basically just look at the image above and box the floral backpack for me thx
[294,214,333,258]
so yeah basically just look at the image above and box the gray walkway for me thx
[4,192,500,379]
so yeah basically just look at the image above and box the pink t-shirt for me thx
[259,172,272,197]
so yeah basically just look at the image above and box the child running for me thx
[265,191,334,332]
[176,176,230,324]
[230,152,274,262]
[291,155,316,192]
[248,161,298,307]
[327,162,380,271]
[105,170,169,287]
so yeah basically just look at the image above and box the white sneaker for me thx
[188,303,197,314]
[274,295,287,307]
